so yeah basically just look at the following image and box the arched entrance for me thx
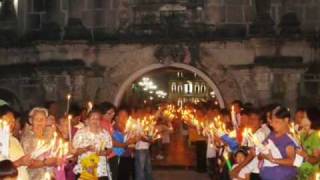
[111,63,234,169]
[113,63,225,108]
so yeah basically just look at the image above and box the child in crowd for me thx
[0,160,18,180]
[231,149,250,180]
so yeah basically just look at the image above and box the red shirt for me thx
[101,118,114,134]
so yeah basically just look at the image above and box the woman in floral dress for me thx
[72,108,113,180]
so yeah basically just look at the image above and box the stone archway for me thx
[113,63,226,108]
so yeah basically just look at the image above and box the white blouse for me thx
[72,127,113,177]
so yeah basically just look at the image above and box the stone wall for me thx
[10,0,320,35]
[0,38,314,110]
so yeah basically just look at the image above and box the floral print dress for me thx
[72,127,113,179]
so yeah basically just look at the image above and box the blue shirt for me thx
[112,130,125,156]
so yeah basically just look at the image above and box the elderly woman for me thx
[0,105,30,180]
[295,108,320,180]
[72,108,113,180]
[21,107,58,180]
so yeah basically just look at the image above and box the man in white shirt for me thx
[135,123,153,180]
[206,135,218,180]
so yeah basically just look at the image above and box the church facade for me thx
[0,0,319,112]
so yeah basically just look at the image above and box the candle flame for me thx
[87,101,93,112]
[67,94,71,100]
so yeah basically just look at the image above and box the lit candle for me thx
[66,94,71,115]
[87,101,93,114]
[229,130,237,138]
[231,105,238,129]
[67,115,72,141]
[31,139,51,159]
[316,172,320,180]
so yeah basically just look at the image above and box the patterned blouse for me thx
[21,125,53,180]
[72,127,113,177]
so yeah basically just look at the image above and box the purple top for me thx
[260,132,298,180]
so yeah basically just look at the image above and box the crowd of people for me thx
[0,99,319,180]
[180,101,320,180]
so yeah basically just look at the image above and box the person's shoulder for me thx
[101,129,112,137]
[309,131,320,143]
[74,126,89,135]
[266,131,275,138]
[283,133,299,147]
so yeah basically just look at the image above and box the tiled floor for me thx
[152,121,210,180]
[152,121,195,167]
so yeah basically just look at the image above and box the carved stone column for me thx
[250,0,274,36]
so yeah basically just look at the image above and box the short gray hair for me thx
[29,107,49,122]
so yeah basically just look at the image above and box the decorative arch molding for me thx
[113,63,226,108]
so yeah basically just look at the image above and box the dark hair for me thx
[0,105,14,117]
[295,108,306,113]
[232,100,243,107]
[240,108,250,116]
[88,107,102,117]
[69,104,82,117]
[0,160,18,178]
[220,108,230,116]
[247,108,261,117]
[272,106,291,120]
[260,103,280,123]
[44,101,56,109]
[117,105,130,114]
[305,107,320,129]
[210,105,221,112]
[234,148,248,158]
[243,102,254,110]
[98,102,116,115]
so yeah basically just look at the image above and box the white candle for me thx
[0,120,9,158]
[231,105,238,129]
[66,94,71,115]
[67,115,72,141]
[87,101,93,113]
